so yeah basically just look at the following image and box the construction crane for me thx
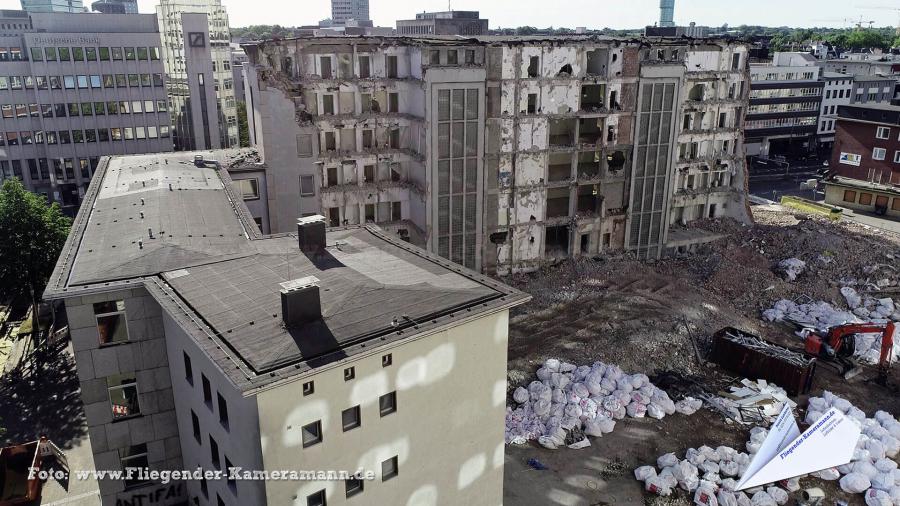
[858,5,900,35]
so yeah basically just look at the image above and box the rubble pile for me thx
[804,391,900,503]
[777,258,806,282]
[634,444,792,505]
[762,288,900,364]
[505,358,701,446]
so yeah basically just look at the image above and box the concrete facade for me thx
[64,287,185,506]
[396,11,488,36]
[747,52,822,158]
[0,9,173,213]
[824,176,900,218]
[243,36,751,273]
[818,74,897,147]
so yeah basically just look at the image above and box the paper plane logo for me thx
[736,405,860,490]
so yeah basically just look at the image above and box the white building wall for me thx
[255,311,511,506]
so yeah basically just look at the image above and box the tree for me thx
[0,179,71,333]
[237,101,250,148]
[846,29,889,50]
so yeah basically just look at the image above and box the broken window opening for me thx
[580,234,589,254]
[580,84,606,111]
[365,204,376,223]
[688,84,704,101]
[548,153,573,182]
[359,55,371,78]
[578,151,601,179]
[389,128,400,149]
[544,224,570,256]
[319,56,333,79]
[609,90,618,110]
[527,93,537,114]
[606,125,616,143]
[489,231,508,244]
[326,166,338,186]
[386,55,398,78]
[546,188,570,218]
[549,118,577,147]
[323,132,336,152]
[607,151,626,172]
[577,185,602,214]
[578,118,603,145]
[557,63,573,77]
[362,130,374,149]
[586,49,608,76]
[364,164,375,182]
[328,207,340,227]
[527,56,539,78]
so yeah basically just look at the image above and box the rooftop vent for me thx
[193,154,205,167]
[297,215,327,256]
[280,276,321,328]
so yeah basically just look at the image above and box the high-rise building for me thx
[19,0,83,14]
[331,0,369,24]
[659,0,675,27]
[242,35,751,272]
[0,9,173,214]
[396,11,488,36]
[90,0,138,14]
[156,0,238,150]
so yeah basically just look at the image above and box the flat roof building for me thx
[829,103,900,186]
[0,9,173,213]
[44,149,529,506]
[396,11,488,36]
[20,0,83,14]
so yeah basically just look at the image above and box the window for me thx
[124,47,136,60]
[447,50,458,65]
[465,49,475,64]
[191,410,201,442]
[843,190,857,203]
[119,444,149,488]
[99,47,110,60]
[528,56,539,77]
[94,300,128,345]
[137,47,148,60]
[379,391,397,416]
[108,373,140,419]
[342,406,361,432]
[236,178,259,200]
[225,456,235,490]
[876,126,890,139]
[893,198,900,211]
[297,134,313,156]
[859,193,873,206]
[307,490,326,506]
[300,175,315,196]
[302,420,322,448]
[86,47,97,61]
[382,353,392,367]
[322,94,334,115]
[217,393,229,428]
[894,151,900,164]
[209,436,220,469]
[388,93,399,113]
[358,55,370,78]
[346,476,363,498]
[77,75,88,89]
[381,456,398,481]
[319,56,332,79]
[344,366,355,381]
[873,147,886,161]
[202,374,212,405]
[58,47,70,61]
[64,75,75,89]
[302,381,314,396]
[386,55,398,78]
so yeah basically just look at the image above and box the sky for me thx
[0,0,898,30]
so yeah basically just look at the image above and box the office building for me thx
[331,0,369,24]
[44,149,529,506]
[90,0,138,14]
[156,0,238,150]
[0,9,172,213]
[659,0,675,27]
[746,52,822,158]
[19,0,83,14]
[242,35,751,273]
[396,11,488,36]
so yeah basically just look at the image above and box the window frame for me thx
[379,391,397,417]
[381,456,399,481]
[876,126,890,139]
[302,420,323,448]
[341,405,361,432]
[94,300,129,346]
[873,147,887,161]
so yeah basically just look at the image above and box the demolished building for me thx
[241,35,751,274]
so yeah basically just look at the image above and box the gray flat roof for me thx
[47,150,528,393]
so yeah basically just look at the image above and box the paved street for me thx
[1,338,100,505]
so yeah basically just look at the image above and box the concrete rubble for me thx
[504,357,699,446]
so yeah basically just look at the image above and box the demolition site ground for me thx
[501,207,900,506]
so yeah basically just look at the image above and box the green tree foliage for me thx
[0,179,71,321]
[237,101,250,148]
[846,29,890,49]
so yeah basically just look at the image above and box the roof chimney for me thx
[297,215,327,256]
[280,276,321,328]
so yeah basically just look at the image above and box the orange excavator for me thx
[804,322,896,381]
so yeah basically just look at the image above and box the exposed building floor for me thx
[501,207,900,505]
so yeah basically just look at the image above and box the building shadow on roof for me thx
[0,340,87,450]
[286,320,348,370]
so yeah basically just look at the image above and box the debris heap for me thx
[505,358,701,446]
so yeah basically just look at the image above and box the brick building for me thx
[830,103,900,185]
